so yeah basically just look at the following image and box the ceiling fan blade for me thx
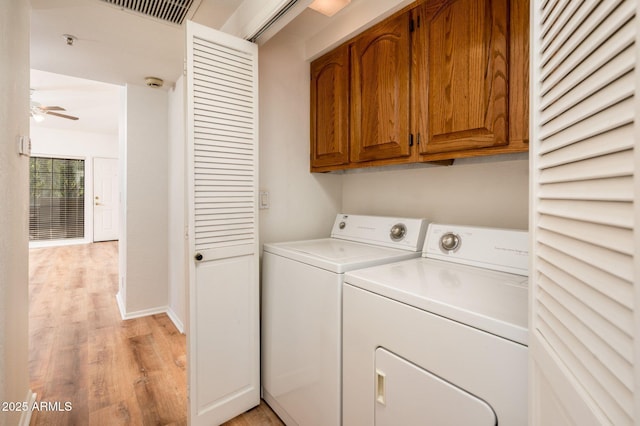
[46,111,79,121]
[40,106,66,111]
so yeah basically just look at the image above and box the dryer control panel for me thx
[424,224,529,276]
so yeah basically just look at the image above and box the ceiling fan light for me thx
[308,0,351,17]
[32,112,45,123]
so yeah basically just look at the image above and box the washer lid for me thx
[344,258,528,345]
[264,238,422,273]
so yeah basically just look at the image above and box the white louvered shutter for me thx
[186,21,260,425]
[530,1,639,425]
[192,32,257,252]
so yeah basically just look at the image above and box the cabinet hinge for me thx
[417,133,421,145]
[409,19,415,32]
[417,15,421,28]
[409,134,414,147]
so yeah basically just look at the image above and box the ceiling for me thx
[29,0,241,134]
[28,0,357,134]
[30,0,244,87]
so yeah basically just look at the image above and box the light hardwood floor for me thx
[29,242,283,426]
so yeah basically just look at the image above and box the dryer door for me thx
[375,348,497,426]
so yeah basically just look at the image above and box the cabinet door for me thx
[421,0,508,155]
[310,45,350,170]
[350,11,412,163]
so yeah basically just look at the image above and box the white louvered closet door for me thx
[530,1,639,425]
[185,21,259,426]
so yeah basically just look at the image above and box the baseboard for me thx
[166,307,185,334]
[120,304,169,320]
[114,294,184,333]
[115,291,126,320]
[18,390,37,426]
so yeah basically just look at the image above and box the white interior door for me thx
[93,157,119,242]
[186,20,260,426]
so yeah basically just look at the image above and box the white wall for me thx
[0,0,31,424]
[342,156,529,229]
[259,31,343,246]
[29,126,119,245]
[167,76,186,331]
[118,83,169,317]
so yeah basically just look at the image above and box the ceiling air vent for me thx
[99,0,195,25]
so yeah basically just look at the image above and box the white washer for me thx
[342,223,529,426]
[262,214,429,426]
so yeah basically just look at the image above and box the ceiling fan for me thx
[30,101,79,121]
[30,88,79,122]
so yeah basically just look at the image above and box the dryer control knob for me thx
[440,232,460,252]
[339,221,346,229]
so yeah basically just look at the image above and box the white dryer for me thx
[262,214,429,426]
[342,223,529,426]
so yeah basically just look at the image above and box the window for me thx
[29,157,85,241]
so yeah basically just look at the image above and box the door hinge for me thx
[409,133,414,147]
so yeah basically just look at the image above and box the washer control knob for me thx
[440,232,460,252]
[339,221,346,230]
[390,223,407,241]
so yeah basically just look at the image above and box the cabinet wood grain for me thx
[508,0,529,146]
[350,11,412,163]
[310,45,350,169]
[421,0,508,155]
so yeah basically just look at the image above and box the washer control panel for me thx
[389,223,407,241]
[331,214,429,251]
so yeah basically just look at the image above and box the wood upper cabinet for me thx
[418,0,509,156]
[350,11,412,163]
[308,0,529,171]
[310,45,350,170]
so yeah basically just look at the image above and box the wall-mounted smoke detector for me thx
[145,77,164,88]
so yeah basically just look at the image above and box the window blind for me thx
[29,157,85,241]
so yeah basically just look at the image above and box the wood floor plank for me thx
[222,402,285,426]
[88,396,145,426]
[88,326,134,413]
